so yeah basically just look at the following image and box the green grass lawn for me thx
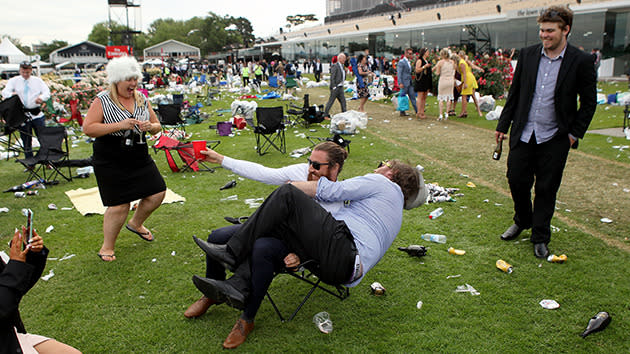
[1,81,628,352]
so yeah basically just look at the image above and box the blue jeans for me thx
[19,117,45,159]
[205,225,289,320]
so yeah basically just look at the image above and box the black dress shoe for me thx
[534,243,550,259]
[500,224,524,241]
[192,236,237,271]
[192,276,246,310]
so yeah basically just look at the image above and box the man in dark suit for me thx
[324,53,347,115]
[495,5,596,258]
[397,48,418,117]
[313,58,323,82]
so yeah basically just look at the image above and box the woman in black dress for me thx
[83,56,165,262]
[414,48,432,119]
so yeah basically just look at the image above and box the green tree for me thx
[88,21,130,46]
[36,40,68,61]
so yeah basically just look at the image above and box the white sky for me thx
[0,0,326,47]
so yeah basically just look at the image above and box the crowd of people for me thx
[1,5,601,351]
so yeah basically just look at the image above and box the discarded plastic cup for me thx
[371,282,386,296]
[14,192,25,198]
[313,311,333,334]
[539,299,560,310]
[496,259,513,273]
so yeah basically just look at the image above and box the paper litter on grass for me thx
[65,187,185,216]
[455,284,480,295]
[41,270,54,281]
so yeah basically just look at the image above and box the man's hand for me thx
[200,149,224,164]
[284,253,300,270]
[35,97,44,105]
[495,131,506,144]
[569,135,576,148]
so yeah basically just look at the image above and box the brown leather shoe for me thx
[184,296,214,318]
[223,318,254,349]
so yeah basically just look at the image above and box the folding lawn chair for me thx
[266,259,350,322]
[16,126,72,184]
[0,95,28,159]
[152,134,220,173]
[254,106,286,156]
[157,104,187,138]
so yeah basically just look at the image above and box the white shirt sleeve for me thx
[222,156,308,185]
[1,77,17,100]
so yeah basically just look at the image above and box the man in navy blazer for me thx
[495,5,596,258]
[397,48,417,116]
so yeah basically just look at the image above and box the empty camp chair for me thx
[16,126,72,184]
[0,95,28,159]
[157,104,186,138]
[152,134,220,173]
[266,260,349,322]
[254,106,286,156]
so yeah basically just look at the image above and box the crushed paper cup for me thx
[539,299,560,309]
[45,225,54,233]
[41,269,55,281]
[416,300,423,309]
[48,204,58,210]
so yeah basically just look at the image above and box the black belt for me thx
[24,107,41,115]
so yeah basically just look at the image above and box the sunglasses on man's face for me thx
[308,158,330,170]
[377,160,392,169]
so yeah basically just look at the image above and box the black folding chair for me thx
[254,106,286,155]
[157,104,186,138]
[0,96,28,159]
[266,260,349,322]
[16,126,72,184]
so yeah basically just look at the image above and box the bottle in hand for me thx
[493,139,503,160]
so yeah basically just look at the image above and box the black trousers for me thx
[227,184,356,285]
[507,133,570,244]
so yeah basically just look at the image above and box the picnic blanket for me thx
[65,187,185,215]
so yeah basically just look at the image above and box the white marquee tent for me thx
[0,37,29,63]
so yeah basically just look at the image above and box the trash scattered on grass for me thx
[151,258,157,262]
[494,203,503,206]
[60,207,73,211]
[371,282,386,295]
[466,182,476,188]
[171,251,176,256]
[429,207,444,219]
[0,207,8,213]
[477,214,481,218]
[600,218,613,223]
[416,300,423,310]
[455,284,480,295]
[245,198,264,208]
[313,312,333,334]
[539,299,560,309]
[426,184,459,203]
[289,147,311,158]
[547,254,567,263]
[41,269,55,281]
[496,259,513,273]
[45,225,54,233]
[581,311,611,338]
[460,174,469,178]
[48,204,57,210]
[448,247,466,255]
[398,245,427,257]
[220,195,238,201]
[421,233,446,243]
[446,274,461,279]
[551,225,560,232]
[483,199,489,203]
[220,180,237,190]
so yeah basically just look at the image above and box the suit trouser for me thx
[314,72,321,82]
[506,133,570,244]
[399,85,418,113]
[19,117,45,159]
[227,184,356,285]
[324,86,347,114]
[205,225,288,319]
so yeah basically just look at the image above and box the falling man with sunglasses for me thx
[192,159,423,349]
[495,5,596,258]
[184,141,347,347]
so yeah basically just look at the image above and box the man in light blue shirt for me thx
[193,159,419,348]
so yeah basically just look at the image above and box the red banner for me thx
[106,46,132,59]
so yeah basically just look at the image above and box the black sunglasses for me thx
[377,160,392,169]
[307,158,330,170]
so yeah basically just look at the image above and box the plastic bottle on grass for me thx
[429,207,444,219]
[421,234,446,244]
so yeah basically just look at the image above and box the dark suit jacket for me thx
[496,43,597,149]
[0,247,48,354]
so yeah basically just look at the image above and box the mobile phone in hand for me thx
[22,208,33,243]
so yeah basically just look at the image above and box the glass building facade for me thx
[267,5,629,74]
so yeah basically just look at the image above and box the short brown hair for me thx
[388,159,419,203]
[538,6,573,33]
[313,141,348,173]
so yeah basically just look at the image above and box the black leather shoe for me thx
[192,236,236,271]
[192,276,246,310]
[534,243,550,259]
[500,224,524,241]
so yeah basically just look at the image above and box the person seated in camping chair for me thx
[191,159,423,349]
[184,142,348,324]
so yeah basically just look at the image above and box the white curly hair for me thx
[106,55,142,84]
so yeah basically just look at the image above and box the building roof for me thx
[144,39,199,52]
[50,41,106,56]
